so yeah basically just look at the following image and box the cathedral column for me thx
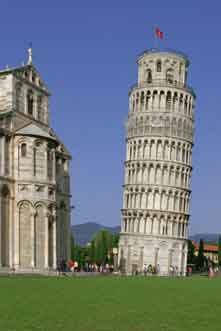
[8,197,13,267]
[0,196,2,267]
[30,213,35,268]
[1,136,5,175]
[44,215,49,269]
[45,143,48,180]
[52,150,56,181]
[67,211,71,261]
[13,208,19,269]
[52,217,57,269]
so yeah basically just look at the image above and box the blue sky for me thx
[1,1,221,233]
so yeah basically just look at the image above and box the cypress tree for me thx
[218,235,221,268]
[70,235,76,260]
[187,240,195,265]
[196,239,204,270]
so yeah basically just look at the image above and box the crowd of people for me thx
[142,264,180,276]
[57,259,116,274]
[57,259,219,279]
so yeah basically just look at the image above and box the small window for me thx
[156,60,162,72]
[147,69,152,83]
[21,143,27,157]
[27,91,34,115]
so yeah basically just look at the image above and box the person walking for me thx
[143,264,148,276]
[208,266,214,279]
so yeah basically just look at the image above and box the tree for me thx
[112,233,119,248]
[196,239,205,270]
[187,240,195,265]
[89,239,96,263]
[87,229,118,265]
[70,235,75,260]
[218,235,221,268]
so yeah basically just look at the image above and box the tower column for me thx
[1,136,5,175]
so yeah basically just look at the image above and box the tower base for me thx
[118,233,188,276]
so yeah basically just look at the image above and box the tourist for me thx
[156,264,160,276]
[147,264,152,275]
[169,265,174,276]
[208,266,214,279]
[74,261,78,272]
[68,260,75,272]
[143,264,148,276]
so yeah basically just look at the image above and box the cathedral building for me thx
[118,48,195,275]
[0,48,71,271]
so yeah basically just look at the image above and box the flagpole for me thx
[153,28,156,50]
[154,28,158,50]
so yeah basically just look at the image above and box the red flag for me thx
[155,27,163,40]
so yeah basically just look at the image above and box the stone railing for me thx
[129,79,195,96]
[126,125,193,142]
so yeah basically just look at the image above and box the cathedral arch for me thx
[21,143,27,157]
[34,203,47,269]
[19,201,32,268]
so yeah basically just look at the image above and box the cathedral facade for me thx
[118,49,195,275]
[0,49,71,271]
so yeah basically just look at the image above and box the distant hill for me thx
[71,222,220,247]
[71,222,121,246]
[189,233,219,244]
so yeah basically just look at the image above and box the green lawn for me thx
[0,276,220,331]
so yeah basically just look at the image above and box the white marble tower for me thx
[118,49,195,276]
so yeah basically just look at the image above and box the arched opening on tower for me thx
[156,60,162,72]
[146,69,152,84]
[166,68,174,84]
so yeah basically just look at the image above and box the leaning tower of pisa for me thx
[118,49,195,276]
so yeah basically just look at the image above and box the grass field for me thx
[0,276,220,331]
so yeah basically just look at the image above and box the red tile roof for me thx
[192,241,218,252]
